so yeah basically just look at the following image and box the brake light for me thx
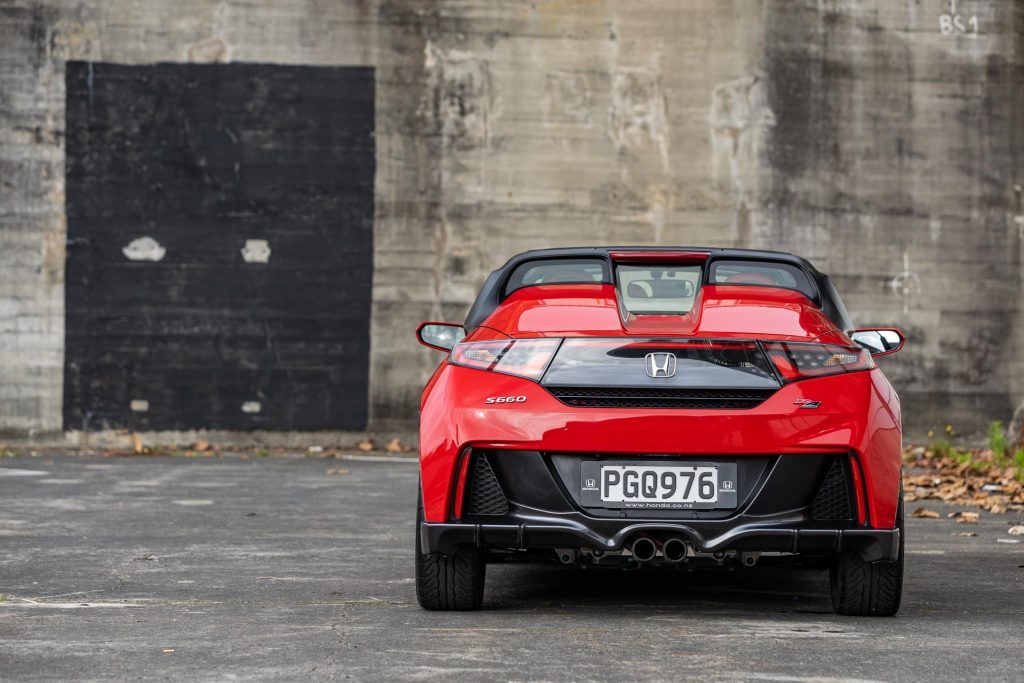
[449,338,561,381]
[763,341,873,382]
[609,250,709,263]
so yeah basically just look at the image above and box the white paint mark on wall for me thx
[609,67,670,173]
[939,1,979,37]
[710,75,775,200]
[241,401,261,414]
[890,251,921,315]
[241,239,271,263]
[122,236,166,262]
[423,41,498,151]
[130,399,149,412]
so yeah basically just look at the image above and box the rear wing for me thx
[463,246,853,334]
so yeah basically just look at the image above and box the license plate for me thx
[580,461,738,510]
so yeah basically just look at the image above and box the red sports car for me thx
[414,247,905,616]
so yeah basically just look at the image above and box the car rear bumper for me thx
[421,448,899,561]
[420,517,900,562]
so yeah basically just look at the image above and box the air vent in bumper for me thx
[545,386,776,409]
[810,458,853,521]
[465,453,509,516]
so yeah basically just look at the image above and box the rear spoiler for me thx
[463,246,852,334]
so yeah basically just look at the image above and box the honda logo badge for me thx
[645,352,677,378]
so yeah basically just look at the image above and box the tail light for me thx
[763,341,873,382]
[449,338,561,381]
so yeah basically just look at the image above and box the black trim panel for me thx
[421,521,899,562]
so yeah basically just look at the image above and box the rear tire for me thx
[415,494,485,611]
[829,494,904,616]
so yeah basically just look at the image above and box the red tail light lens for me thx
[763,342,874,382]
[450,339,561,381]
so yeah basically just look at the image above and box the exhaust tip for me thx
[631,537,657,562]
[663,538,688,563]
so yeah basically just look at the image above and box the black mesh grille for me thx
[465,453,509,516]
[545,386,775,409]
[810,458,852,520]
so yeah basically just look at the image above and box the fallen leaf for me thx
[194,439,210,452]
[1009,525,1024,536]
[357,439,375,452]
[162,648,175,654]
[308,446,324,453]
[325,468,350,476]
[912,507,940,519]
[385,437,405,453]
[132,433,143,455]
[956,511,979,524]
[951,531,977,537]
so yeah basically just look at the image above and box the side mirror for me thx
[850,328,905,356]
[416,322,465,352]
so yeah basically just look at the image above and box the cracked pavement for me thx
[1,455,1022,681]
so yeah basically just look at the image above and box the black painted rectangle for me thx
[64,62,375,431]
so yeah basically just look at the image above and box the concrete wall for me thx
[1,0,1022,438]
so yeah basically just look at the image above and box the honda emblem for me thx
[645,352,677,378]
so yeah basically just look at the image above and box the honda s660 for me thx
[414,247,905,616]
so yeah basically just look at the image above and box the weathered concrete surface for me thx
[381,0,1024,435]
[1,1,1023,437]
[0,455,1022,680]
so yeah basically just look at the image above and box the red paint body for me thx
[418,283,902,530]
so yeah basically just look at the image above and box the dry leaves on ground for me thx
[357,439,375,452]
[902,446,1024,514]
[911,507,940,519]
[385,437,413,453]
[948,510,979,524]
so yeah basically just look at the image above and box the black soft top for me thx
[463,246,853,333]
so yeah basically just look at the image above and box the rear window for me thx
[617,264,702,315]
[504,258,607,296]
[708,260,814,299]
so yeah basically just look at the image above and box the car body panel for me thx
[481,284,848,342]
[420,363,901,529]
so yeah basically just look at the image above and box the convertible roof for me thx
[463,246,853,333]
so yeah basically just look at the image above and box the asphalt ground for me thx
[1,454,1022,682]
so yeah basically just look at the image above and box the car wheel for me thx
[829,494,904,616]
[415,492,485,611]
